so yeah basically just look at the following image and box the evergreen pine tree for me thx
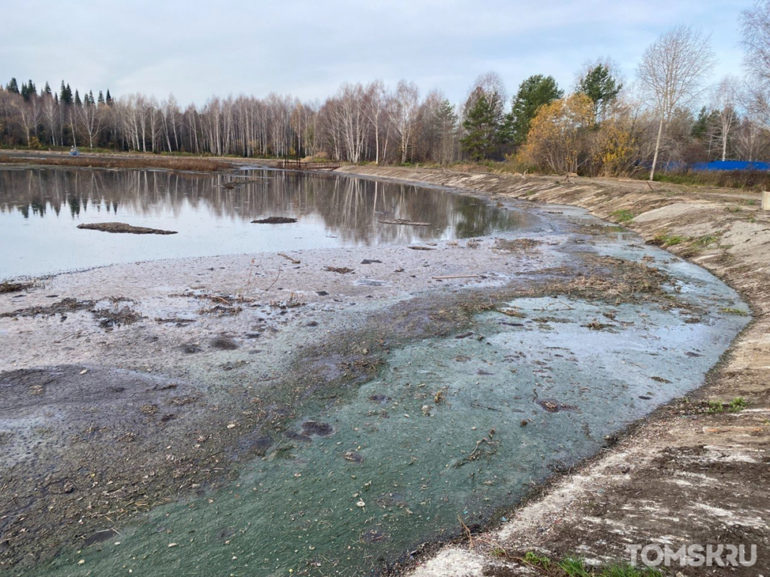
[44,82,52,95]
[20,80,36,101]
[461,89,502,161]
[105,89,113,105]
[503,75,563,146]
[60,81,72,104]
[577,64,622,122]
[74,90,82,106]
[98,91,105,105]
[436,99,458,135]
[691,107,719,140]
[7,78,19,93]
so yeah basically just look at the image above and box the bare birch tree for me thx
[363,81,387,164]
[77,98,102,149]
[742,1,770,85]
[15,99,39,145]
[741,1,770,148]
[393,81,419,164]
[711,76,740,161]
[637,26,716,180]
[336,83,367,163]
[41,94,59,146]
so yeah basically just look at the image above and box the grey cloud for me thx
[1,0,753,106]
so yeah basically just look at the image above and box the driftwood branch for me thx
[432,275,483,280]
[277,252,300,264]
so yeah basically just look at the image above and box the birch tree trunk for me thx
[650,116,664,181]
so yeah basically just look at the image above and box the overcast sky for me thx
[0,0,753,106]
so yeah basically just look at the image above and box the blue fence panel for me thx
[691,161,770,172]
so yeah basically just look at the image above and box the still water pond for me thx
[0,167,527,279]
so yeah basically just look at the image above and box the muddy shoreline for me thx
[334,167,770,576]
[0,163,763,575]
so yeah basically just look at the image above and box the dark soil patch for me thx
[171,292,248,316]
[211,336,239,350]
[232,432,274,458]
[93,306,143,328]
[0,298,96,320]
[0,297,142,329]
[302,421,334,436]
[553,255,677,307]
[285,430,313,443]
[494,238,543,251]
[81,528,119,548]
[0,281,32,294]
[0,365,220,570]
[325,266,354,274]
[77,222,177,235]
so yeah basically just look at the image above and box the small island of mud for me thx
[251,216,298,224]
[77,222,178,235]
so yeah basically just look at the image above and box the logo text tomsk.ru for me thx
[626,544,757,568]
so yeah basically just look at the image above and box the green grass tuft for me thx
[721,307,748,316]
[650,233,688,247]
[599,563,663,577]
[523,550,551,569]
[611,209,635,223]
[708,397,749,414]
[560,557,593,577]
[693,234,717,247]
[729,397,748,412]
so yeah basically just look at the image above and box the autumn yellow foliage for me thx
[517,94,595,174]
[593,117,638,176]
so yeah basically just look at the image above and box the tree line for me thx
[3,3,770,179]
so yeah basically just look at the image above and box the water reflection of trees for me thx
[0,168,523,244]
